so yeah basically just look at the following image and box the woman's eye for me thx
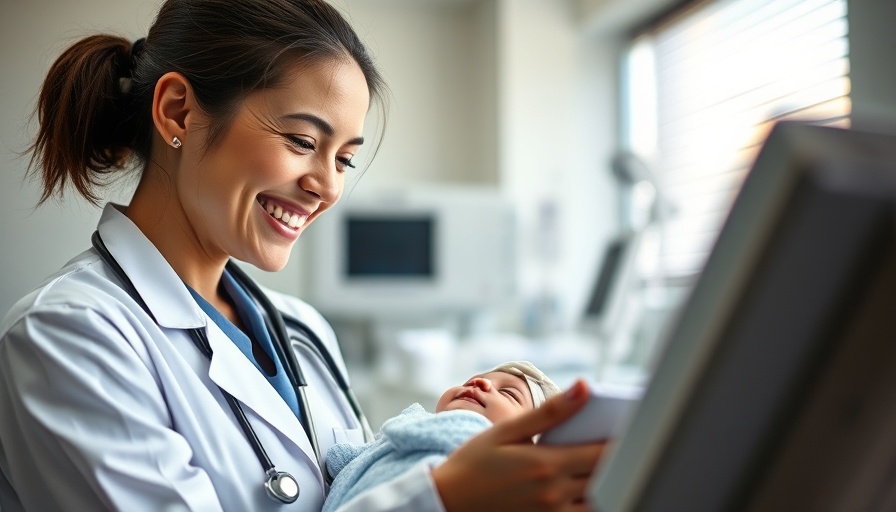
[337,156,356,171]
[286,135,315,151]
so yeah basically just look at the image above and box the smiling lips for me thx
[258,197,308,230]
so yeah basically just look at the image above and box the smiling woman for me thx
[1,0,606,511]
[126,57,371,280]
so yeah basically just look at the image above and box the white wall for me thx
[339,0,499,188]
[495,0,618,332]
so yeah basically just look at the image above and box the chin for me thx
[244,249,292,273]
[447,401,482,414]
[255,258,289,273]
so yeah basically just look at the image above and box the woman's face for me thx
[179,57,370,271]
[435,371,534,424]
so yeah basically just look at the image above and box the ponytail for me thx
[29,35,141,205]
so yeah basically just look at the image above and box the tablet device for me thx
[538,383,642,445]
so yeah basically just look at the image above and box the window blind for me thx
[625,0,850,280]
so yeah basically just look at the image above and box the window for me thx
[624,0,850,282]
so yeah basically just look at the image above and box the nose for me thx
[468,377,492,392]
[299,159,341,203]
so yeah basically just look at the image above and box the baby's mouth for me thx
[457,391,484,407]
[257,197,307,230]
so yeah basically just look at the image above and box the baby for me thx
[322,361,560,512]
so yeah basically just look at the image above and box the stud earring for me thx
[171,136,182,149]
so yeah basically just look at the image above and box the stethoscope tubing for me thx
[90,231,370,500]
[225,261,323,462]
[281,315,374,440]
[91,232,285,474]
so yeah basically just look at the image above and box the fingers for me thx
[488,379,591,444]
[558,441,607,476]
[434,430,607,511]
[570,473,594,498]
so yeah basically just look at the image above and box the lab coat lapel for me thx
[96,204,320,469]
[205,323,319,466]
[96,204,206,330]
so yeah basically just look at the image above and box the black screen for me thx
[345,217,434,277]
[584,235,629,317]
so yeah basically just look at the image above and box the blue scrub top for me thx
[187,270,301,419]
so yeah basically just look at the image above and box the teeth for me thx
[259,198,305,230]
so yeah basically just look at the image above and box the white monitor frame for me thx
[306,185,517,319]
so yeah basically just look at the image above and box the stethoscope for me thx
[91,231,373,504]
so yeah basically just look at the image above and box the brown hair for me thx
[29,0,386,205]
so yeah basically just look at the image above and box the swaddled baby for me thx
[322,361,560,512]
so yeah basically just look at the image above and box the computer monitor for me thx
[306,185,517,318]
[589,121,896,511]
[578,230,647,377]
[583,233,634,319]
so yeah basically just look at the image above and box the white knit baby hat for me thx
[490,360,561,408]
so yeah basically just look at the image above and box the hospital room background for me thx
[2,0,895,431]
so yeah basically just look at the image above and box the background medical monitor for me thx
[589,121,896,511]
[345,217,434,278]
[583,234,631,318]
[308,185,516,318]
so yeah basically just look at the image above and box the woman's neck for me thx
[126,172,231,315]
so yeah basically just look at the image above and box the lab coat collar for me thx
[207,325,323,480]
[96,203,206,330]
[96,204,322,480]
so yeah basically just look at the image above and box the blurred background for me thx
[2,0,895,429]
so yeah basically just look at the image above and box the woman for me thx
[0,0,604,510]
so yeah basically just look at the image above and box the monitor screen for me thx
[589,121,896,511]
[584,234,631,317]
[345,217,434,278]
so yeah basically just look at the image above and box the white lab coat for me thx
[0,204,445,512]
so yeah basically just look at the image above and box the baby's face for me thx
[435,371,533,424]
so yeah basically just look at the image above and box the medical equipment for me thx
[591,122,896,511]
[91,231,373,504]
[309,185,517,318]
[538,383,641,445]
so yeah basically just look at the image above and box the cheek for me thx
[241,144,292,183]
[488,403,522,424]
[217,128,291,181]
[435,388,458,412]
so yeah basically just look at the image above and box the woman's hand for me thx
[431,380,607,512]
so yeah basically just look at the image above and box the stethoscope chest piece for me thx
[265,470,299,503]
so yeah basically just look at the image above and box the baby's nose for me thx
[469,377,493,391]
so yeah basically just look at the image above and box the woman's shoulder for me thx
[2,248,128,330]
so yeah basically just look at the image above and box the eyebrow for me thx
[282,112,365,146]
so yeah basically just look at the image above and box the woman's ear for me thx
[152,72,195,148]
